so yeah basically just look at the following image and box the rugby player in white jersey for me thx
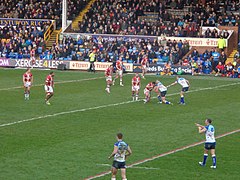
[195,119,217,169]
[167,76,190,105]
[108,133,132,180]
[154,80,172,105]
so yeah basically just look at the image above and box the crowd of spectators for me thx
[36,35,190,64]
[75,0,239,37]
[0,0,89,28]
[181,48,240,78]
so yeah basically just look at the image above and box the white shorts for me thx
[132,85,140,91]
[117,70,123,76]
[24,82,31,88]
[144,88,150,95]
[44,85,53,93]
[106,76,112,82]
[142,65,147,69]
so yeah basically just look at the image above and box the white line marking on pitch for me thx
[85,128,240,180]
[0,77,104,91]
[0,82,239,128]
[96,164,160,170]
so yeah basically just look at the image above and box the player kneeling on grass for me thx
[143,82,155,103]
[131,73,141,101]
[155,80,172,105]
[195,119,217,169]
[108,133,132,180]
[44,72,54,105]
[105,64,113,93]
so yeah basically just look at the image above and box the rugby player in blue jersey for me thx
[195,119,217,169]
[108,133,132,180]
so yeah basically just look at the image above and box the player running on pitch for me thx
[131,73,141,101]
[105,64,114,94]
[22,68,33,100]
[167,76,190,105]
[154,80,172,105]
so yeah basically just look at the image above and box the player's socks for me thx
[132,95,135,101]
[165,101,170,104]
[157,95,162,103]
[202,154,208,165]
[120,79,123,86]
[111,178,116,180]
[180,96,184,103]
[136,95,139,100]
[212,155,216,167]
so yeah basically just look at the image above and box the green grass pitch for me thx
[0,68,239,180]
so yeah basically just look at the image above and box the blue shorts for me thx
[160,91,167,97]
[182,87,189,92]
[205,142,216,150]
[112,161,126,169]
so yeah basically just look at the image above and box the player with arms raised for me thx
[195,118,217,169]
[108,133,132,180]
[113,57,124,86]
[132,73,141,101]
[105,64,113,93]
[44,71,54,105]
[155,80,172,105]
[22,68,33,100]
[167,76,190,105]
[143,81,156,103]
[141,55,149,79]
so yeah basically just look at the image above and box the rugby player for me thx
[22,68,33,100]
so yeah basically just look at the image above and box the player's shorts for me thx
[142,65,147,69]
[204,142,216,150]
[117,70,123,76]
[112,161,126,169]
[160,91,167,97]
[182,87,189,92]
[132,85,140,91]
[24,82,31,88]
[44,85,53,93]
[106,76,112,82]
[144,88,150,95]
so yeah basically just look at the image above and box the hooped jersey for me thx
[23,72,33,82]
[105,67,113,77]
[132,76,141,86]
[116,60,123,70]
[45,75,54,86]
[141,57,148,66]
[205,125,216,143]
[145,82,155,91]
[114,141,128,162]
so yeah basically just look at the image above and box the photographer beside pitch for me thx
[195,119,217,169]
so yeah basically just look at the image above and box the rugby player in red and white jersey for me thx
[141,55,149,79]
[143,81,156,103]
[105,64,113,93]
[113,57,124,86]
[132,73,141,101]
[22,68,33,100]
[44,72,54,105]
[30,47,36,68]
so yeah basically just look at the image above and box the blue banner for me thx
[0,18,50,27]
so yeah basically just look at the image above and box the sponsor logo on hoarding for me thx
[0,58,9,66]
